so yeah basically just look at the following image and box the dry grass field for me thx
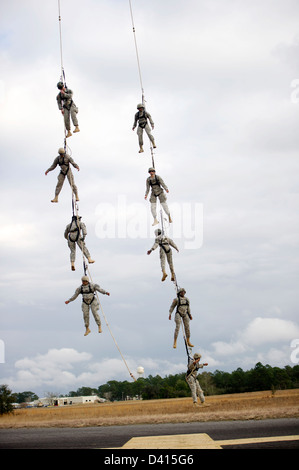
[0,389,298,429]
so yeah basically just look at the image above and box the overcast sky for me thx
[0,0,299,398]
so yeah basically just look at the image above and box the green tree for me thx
[0,385,14,415]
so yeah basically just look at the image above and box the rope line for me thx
[70,187,136,382]
[58,0,66,85]
[128,0,145,103]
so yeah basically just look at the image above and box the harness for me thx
[59,89,73,110]
[186,361,199,379]
[68,216,80,242]
[149,175,163,196]
[136,109,148,128]
[59,155,69,176]
[81,283,96,305]
[159,237,171,254]
[176,295,190,318]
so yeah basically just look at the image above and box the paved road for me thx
[0,418,298,449]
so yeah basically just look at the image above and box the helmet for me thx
[155,229,161,236]
[137,103,144,109]
[193,353,201,360]
[58,147,66,154]
[148,167,155,173]
[81,276,89,282]
[178,287,186,294]
[57,81,64,89]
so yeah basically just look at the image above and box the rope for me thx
[58,0,66,85]
[86,265,137,382]
[70,188,136,382]
[128,0,145,104]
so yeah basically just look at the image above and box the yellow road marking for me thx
[122,433,222,449]
[216,435,299,446]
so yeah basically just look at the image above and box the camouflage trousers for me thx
[55,170,79,199]
[67,239,91,263]
[137,124,155,146]
[81,300,101,328]
[63,104,79,131]
[160,249,174,274]
[150,195,170,219]
[186,376,205,403]
[174,312,190,340]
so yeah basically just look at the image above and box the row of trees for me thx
[2,363,299,414]
[69,363,299,401]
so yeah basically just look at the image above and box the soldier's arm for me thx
[65,287,81,303]
[45,157,59,174]
[145,178,150,198]
[94,284,110,296]
[69,157,80,171]
[169,299,177,317]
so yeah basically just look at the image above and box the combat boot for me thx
[73,126,80,133]
[71,262,75,271]
[171,272,175,281]
[187,337,194,348]
[88,258,95,264]
[98,325,102,333]
[153,141,156,148]
[84,327,91,336]
[51,196,58,203]
[152,218,159,226]
[66,130,72,138]
[161,271,168,281]
[173,338,177,349]
[169,215,172,223]
[139,146,144,153]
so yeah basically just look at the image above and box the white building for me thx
[33,395,106,407]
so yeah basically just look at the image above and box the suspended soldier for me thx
[145,168,172,226]
[65,275,110,336]
[132,103,156,153]
[169,288,193,349]
[186,353,208,407]
[56,82,80,138]
[64,215,95,271]
[147,229,179,281]
[45,147,79,203]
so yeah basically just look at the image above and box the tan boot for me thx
[161,271,168,281]
[153,141,156,148]
[187,337,194,348]
[71,262,75,271]
[169,215,172,223]
[75,195,79,202]
[173,338,177,349]
[152,218,159,226]
[171,272,175,281]
[51,196,58,203]
[139,146,144,153]
[66,130,72,138]
[88,258,95,264]
[98,325,102,333]
[73,126,80,133]
[84,327,91,336]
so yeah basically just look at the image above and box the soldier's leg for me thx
[82,303,91,336]
[67,171,79,201]
[166,251,175,281]
[91,301,102,333]
[144,123,156,147]
[183,315,193,347]
[77,240,94,264]
[64,108,71,131]
[68,240,76,270]
[173,312,181,348]
[186,376,197,403]
[137,126,144,152]
[160,251,167,281]
[70,104,79,127]
[196,380,205,403]
[150,194,158,225]
[52,173,65,202]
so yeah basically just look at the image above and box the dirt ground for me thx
[1,389,298,428]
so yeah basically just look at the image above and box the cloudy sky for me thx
[0,0,299,397]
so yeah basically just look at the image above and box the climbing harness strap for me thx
[59,155,70,176]
[81,283,96,305]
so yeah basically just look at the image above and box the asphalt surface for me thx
[0,418,298,449]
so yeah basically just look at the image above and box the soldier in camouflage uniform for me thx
[147,229,179,282]
[132,103,156,153]
[145,168,172,226]
[65,275,110,336]
[64,216,95,271]
[45,148,79,203]
[56,82,80,138]
[169,288,193,349]
[185,352,208,407]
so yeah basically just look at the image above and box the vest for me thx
[80,283,96,305]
